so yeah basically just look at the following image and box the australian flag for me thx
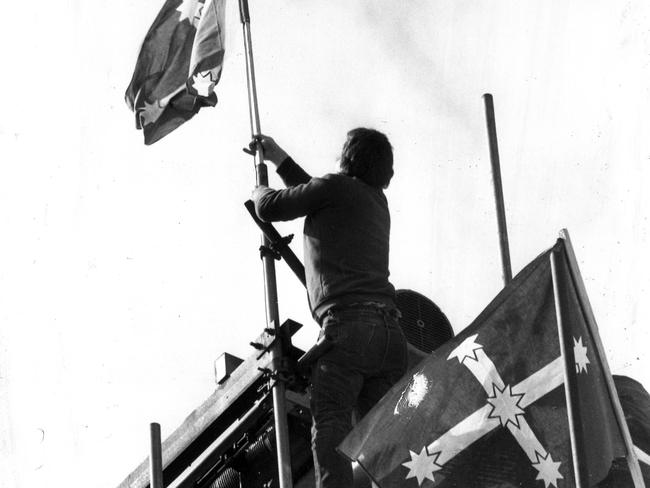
[339,238,648,487]
[125,0,226,145]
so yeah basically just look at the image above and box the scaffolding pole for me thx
[238,1,293,487]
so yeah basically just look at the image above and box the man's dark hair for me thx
[339,128,394,188]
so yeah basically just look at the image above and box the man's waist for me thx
[314,293,395,309]
[315,295,397,323]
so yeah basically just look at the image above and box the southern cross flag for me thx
[125,0,226,145]
[339,239,632,487]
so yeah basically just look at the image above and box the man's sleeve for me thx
[276,157,311,187]
[252,176,331,222]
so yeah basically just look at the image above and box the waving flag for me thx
[339,238,639,488]
[125,0,226,145]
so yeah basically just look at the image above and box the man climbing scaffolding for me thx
[251,128,408,487]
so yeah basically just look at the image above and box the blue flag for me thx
[339,240,630,487]
[125,0,226,145]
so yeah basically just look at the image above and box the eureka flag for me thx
[125,0,226,145]
[339,239,629,488]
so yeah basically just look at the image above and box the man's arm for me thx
[252,177,330,222]
[249,134,328,222]
[276,157,311,187]
[254,135,311,187]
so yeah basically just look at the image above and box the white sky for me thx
[1,1,649,487]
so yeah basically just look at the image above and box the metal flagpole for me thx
[238,1,294,487]
[550,252,586,488]
[559,229,646,488]
[483,94,513,285]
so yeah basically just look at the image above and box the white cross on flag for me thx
[339,238,632,487]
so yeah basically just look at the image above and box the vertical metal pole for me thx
[239,0,265,181]
[483,93,513,285]
[550,252,586,488]
[149,423,164,488]
[238,1,294,487]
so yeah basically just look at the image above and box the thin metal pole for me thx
[560,229,646,487]
[239,0,265,182]
[483,93,513,285]
[550,252,585,488]
[238,1,294,487]
[149,423,164,488]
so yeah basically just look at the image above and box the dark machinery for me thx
[396,289,454,354]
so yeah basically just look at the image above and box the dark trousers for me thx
[310,306,408,487]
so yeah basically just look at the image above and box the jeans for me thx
[310,306,408,488]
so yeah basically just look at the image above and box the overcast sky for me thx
[1,1,649,487]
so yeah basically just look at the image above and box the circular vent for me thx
[396,289,454,353]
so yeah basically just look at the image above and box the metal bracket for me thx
[257,356,300,392]
[258,234,294,261]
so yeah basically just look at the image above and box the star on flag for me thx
[138,99,166,126]
[447,333,483,363]
[486,384,526,428]
[533,452,563,488]
[191,70,217,97]
[573,336,590,373]
[402,447,442,485]
[137,89,182,127]
[176,0,204,26]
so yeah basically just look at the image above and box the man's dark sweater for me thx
[252,157,396,321]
